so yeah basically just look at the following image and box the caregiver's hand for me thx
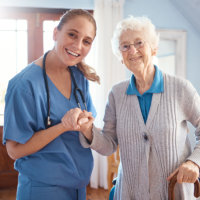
[61,108,84,131]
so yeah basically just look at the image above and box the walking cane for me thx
[168,171,200,200]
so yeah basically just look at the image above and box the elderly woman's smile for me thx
[129,56,141,61]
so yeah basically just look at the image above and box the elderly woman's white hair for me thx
[111,16,160,60]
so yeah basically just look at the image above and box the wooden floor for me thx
[0,186,109,200]
[87,186,109,200]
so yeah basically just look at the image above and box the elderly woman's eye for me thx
[120,43,130,51]
[122,44,130,50]
[135,40,143,48]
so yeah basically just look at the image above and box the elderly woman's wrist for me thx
[83,125,93,143]
[186,160,200,169]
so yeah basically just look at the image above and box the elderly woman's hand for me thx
[78,110,94,142]
[167,160,199,183]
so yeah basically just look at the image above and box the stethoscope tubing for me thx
[69,67,87,111]
[43,51,51,127]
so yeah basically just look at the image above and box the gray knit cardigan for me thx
[80,72,200,200]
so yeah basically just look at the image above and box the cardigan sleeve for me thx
[182,80,200,166]
[79,89,118,156]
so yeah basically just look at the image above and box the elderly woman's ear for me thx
[152,47,158,56]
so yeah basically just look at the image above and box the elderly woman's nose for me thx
[128,44,138,54]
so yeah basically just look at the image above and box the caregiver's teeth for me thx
[68,50,79,57]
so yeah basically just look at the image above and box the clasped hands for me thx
[167,160,199,184]
[61,108,94,141]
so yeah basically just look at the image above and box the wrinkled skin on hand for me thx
[167,160,199,183]
[78,110,94,141]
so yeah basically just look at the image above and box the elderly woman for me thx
[72,16,200,199]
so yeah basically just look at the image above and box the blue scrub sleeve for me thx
[85,80,97,118]
[3,84,37,145]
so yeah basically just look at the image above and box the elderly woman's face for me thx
[119,29,156,73]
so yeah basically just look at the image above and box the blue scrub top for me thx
[126,65,164,123]
[3,63,96,188]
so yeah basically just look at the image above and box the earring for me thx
[121,60,124,64]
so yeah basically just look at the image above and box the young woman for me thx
[3,9,99,200]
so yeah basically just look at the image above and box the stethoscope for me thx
[43,51,87,128]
